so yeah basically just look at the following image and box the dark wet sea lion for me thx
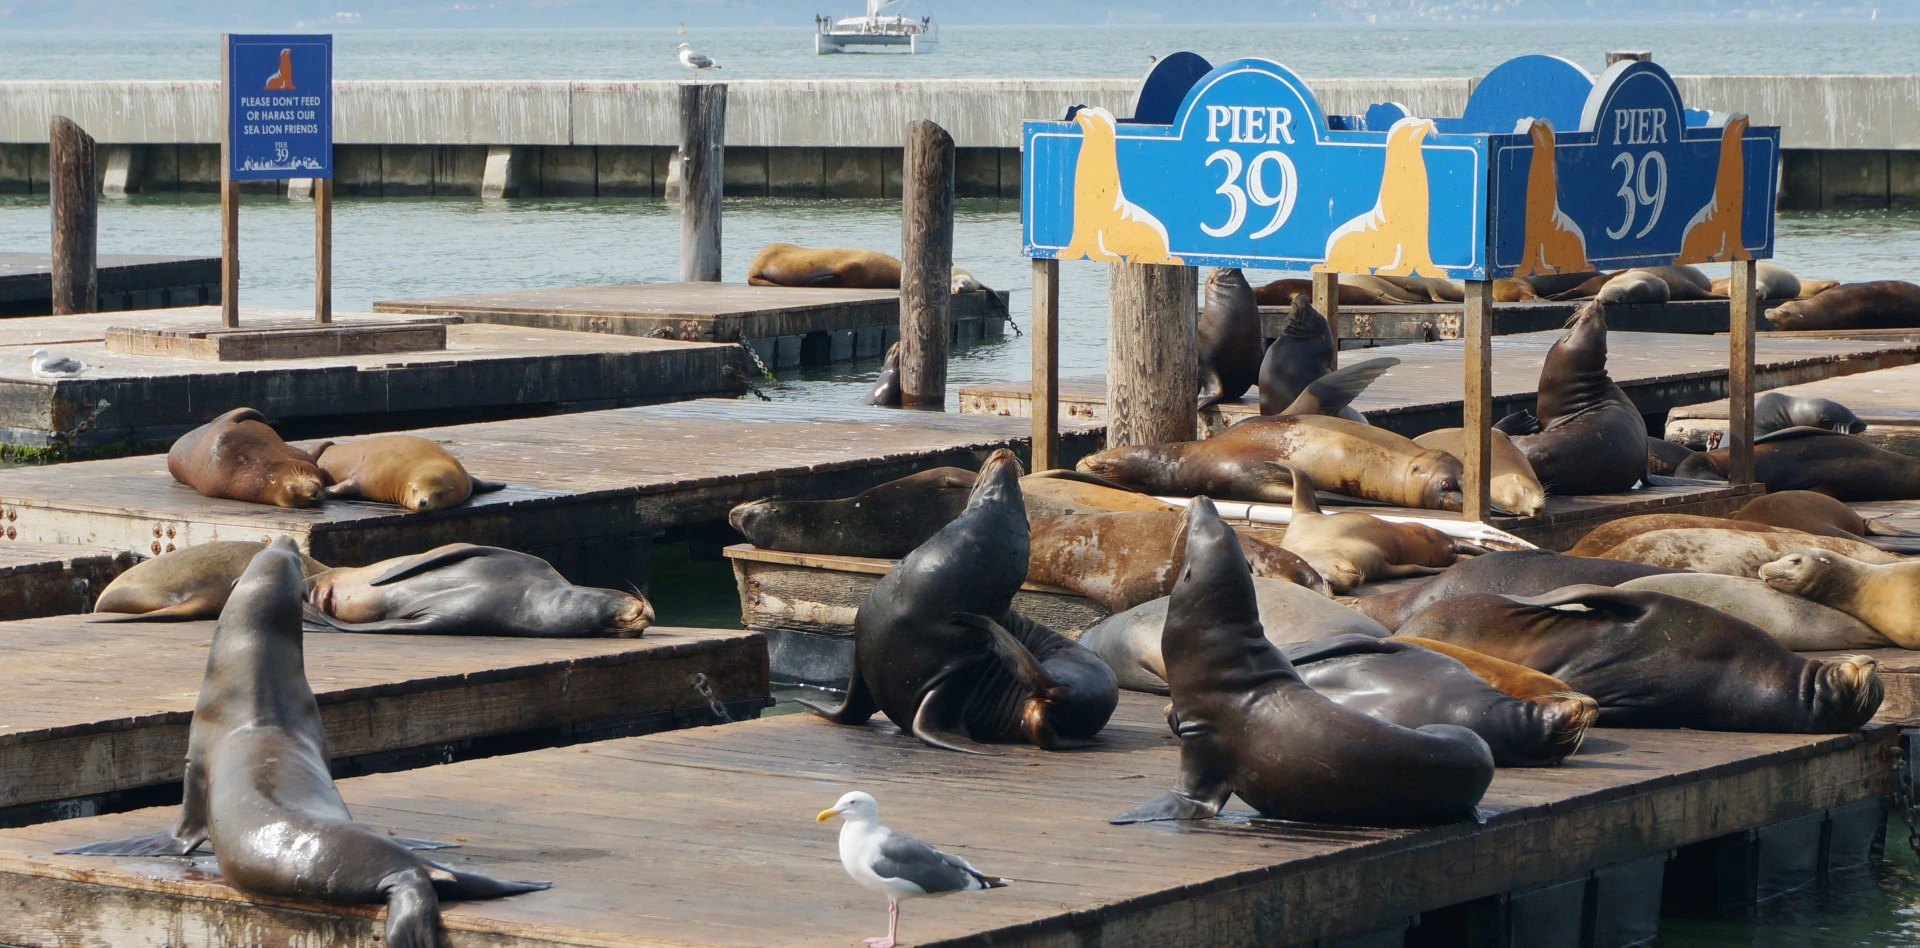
[168,407,327,508]
[1196,268,1262,408]
[1765,280,1920,332]
[1675,427,1920,501]
[1645,437,1699,477]
[1755,391,1866,435]
[1504,300,1648,495]
[304,543,653,637]
[863,341,902,407]
[1595,527,1897,576]
[315,435,505,512]
[1253,279,1398,308]
[1397,584,1883,732]
[1078,413,1463,510]
[1760,549,1920,649]
[92,541,330,622]
[802,449,1117,753]
[1283,634,1597,767]
[1257,294,1387,423]
[1028,510,1327,612]
[1566,512,1797,557]
[1350,549,1681,631]
[1111,497,1493,826]
[1734,489,1920,550]
[60,538,550,946]
[747,242,902,289]
[1412,428,1546,517]
[1619,572,1891,651]
[1277,465,1462,593]
[1077,577,1385,694]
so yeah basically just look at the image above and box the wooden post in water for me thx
[1728,259,1759,485]
[1031,257,1060,470]
[47,117,96,316]
[1312,271,1340,363]
[678,82,726,283]
[898,120,954,408]
[1461,279,1495,522]
[1606,50,1653,66]
[1108,263,1198,448]
[313,178,333,323]
[219,36,239,327]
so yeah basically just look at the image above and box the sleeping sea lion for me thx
[1412,427,1547,516]
[304,544,653,637]
[168,408,327,508]
[1754,391,1866,435]
[1733,490,1920,551]
[1595,270,1670,304]
[1594,527,1898,576]
[1618,573,1891,651]
[315,435,505,512]
[1566,512,1797,558]
[747,242,902,289]
[1765,281,1920,332]
[1760,550,1920,649]
[1028,509,1327,611]
[1277,465,1464,593]
[1196,268,1262,408]
[1343,273,1431,304]
[92,541,330,622]
[1501,300,1648,495]
[60,538,551,946]
[1350,549,1681,631]
[1253,279,1398,308]
[1520,271,1605,299]
[1396,584,1883,732]
[801,449,1118,753]
[1675,427,1920,501]
[1111,497,1494,826]
[1638,265,1716,301]
[1707,262,1801,301]
[1282,634,1597,767]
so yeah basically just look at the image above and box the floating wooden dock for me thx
[0,540,135,619]
[1667,361,1920,455]
[958,330,1920,438]
[0,399,1101,588]
[0,253,219,318]
[0,306,746,458]
[1311,297,1769,347]
[373,282,1012,369]
[0,619,768,825]
[0,693,1889,947]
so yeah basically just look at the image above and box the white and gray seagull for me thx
[676,43,720,79]
[818,791,1007,948]
[27,347,87,378]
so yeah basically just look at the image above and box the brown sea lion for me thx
[1396,585,1883,731]
[1398,638,1575,702]
[167,408,327,509]
[315,435,505,512]
[1278,465,1464,594]
[1350,549,1681,631]
[1412,427,1546,516]
[1520,271,1605,299]
[304,544,654,637]
[1596,270,1670,304]
[1499,300,1648,495]
[1028,509,1327,611]
[1733,490,1920,550]
[1707,262,1801,301]
[747,242,902,289]
[1766,280,1920,332]
[60,538,551,946]
[1619,573,1892,651]
[1645,437,1699,476]
[1373,276,1539,304]
[92,541,331,622]
[1595,527,1898,576]
[1675,427,1920,501]
[1078,413,1464,510]
[1797,279,1841,298]
[1196,268,1262,408]
[1111,497,1494,826]
[1253,279,1398,308]
[1760,550,1920,648]
[1567,512,1798,558]
[1639,265,1716,300]
[1546,270,1621,301]
[1344,273,1431,304]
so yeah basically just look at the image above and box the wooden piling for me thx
[1606,50,1654,66]
[1031,257,1060,470]
[1462,279,1495,522]
[1312,271,1340,362]
[47,117,96,316]
[677,83,726,284]
[1107,263,1198,448]
[1728,259,1758,484]
[218,37,239,327]
[313,178,332,323]
[898,120,954,408]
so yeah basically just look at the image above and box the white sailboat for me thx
[814,0,938,54]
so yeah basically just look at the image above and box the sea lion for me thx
[1567,512,1797,558]
[1798,279,1841,298]
[1412,427,1546,517]
[1594,527,1898,576]
[167,408,327,509]
[1278,465,1464,593]
[748,242,902,289]
[1521,271,1606,299]
[1754,391,1866,435]
[1618,573,1892,650]
[1733,490,1920,550]
[1020,470,1180,516]
[1760,550,1920,648]
[1078,413,1464,510]
[1398,638,1575,701]
[1110,497,1493,826]
[1282,634,1597,767]
[1343,273,1430,304]
[1253,279,1398,308]
[1707,262,1801,301]
[1639,265,1716,301]
[1546,270,1620,301]
[1350,549,1681,631]
[863,341,902,407]
[1595,270,1670,304]
[1396,585,1883,732]
[1646,437,1699,476]
[1501,300,1649,495]
[1765,280,1920,332]
[315,435,505,512]
[1028,509,1327,612]
[1675,427,1920,501]
[60,538,550,946]
[1077,578,1386,695]
[1376,275,1539,304]
[92,541,330,622]
[304,544,653,637]
[1196,268,1262,408]
[1256,294,1339,416]
[801,449,1118,753]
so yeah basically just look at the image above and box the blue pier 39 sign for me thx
[226,34,333,181]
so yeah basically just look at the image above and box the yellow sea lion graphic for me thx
[1677,114,1752,264]
[1510,119,1591,276]
[1058,107,1183,265]
[1317,117,1443,278]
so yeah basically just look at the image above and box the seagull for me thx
[818,791,1007,948]
[676,43,720,79]
[27,348,87,378]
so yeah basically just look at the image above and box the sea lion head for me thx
[1528,692,1599,761]
[1161,496,1288,697]
[1404,448,1466,512]
[1075,443,1178,489]
[1757,549,1847,598]
[727,498,781,545]
[1278,295,1326,339]
[558,584,656,637]
[1788,394,1867,434]
[1808,654,1883,731]
[400,464,472,513]
[1492,470,1547,518]
[268,460,327,509]
[229,535,310,631]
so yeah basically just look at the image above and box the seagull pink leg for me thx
[863,901,899,948]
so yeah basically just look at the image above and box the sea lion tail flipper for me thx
[323,477,359,498]
[953,612,1061,695]
[798,669,880,726]
[57,828,203,857]
[424,860,553,899]
[1283,464,1322,516]
[1279,632,1402,666]
[1494,410,1541,436]
[1025,468,1144,493]
[367,544,494,585]
[910,669,1000,756]
[306,441,335,464]
[1864,518,1920,539]
[1452,539,1495,556]
[1280,357,1399,417]
[468,476,509,495]
[1111,790,1225,824]
[88,598,216,623]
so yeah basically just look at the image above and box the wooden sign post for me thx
[221,33,334,327]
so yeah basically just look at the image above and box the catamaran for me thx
[813,0,938,54]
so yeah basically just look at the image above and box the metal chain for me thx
[689,672,732,723]
[736,341,777,382]
[1896,735,1920,858]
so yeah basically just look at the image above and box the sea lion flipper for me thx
[1494,410,1541,436]
[910,672,1000,756]
[366,544,494,586]
[468,476,509,495]
[1110,789,1226,824]
[56,828,205,857]
[798,669,879,725]
[952,612,1060,695]
[1279,632,1403,666]
[306,441,335,464]
[324,478,360,498]
[423,860,553,898]
[1280,357,1399,417]
[1754,425,1847,445]
[88,598,217,623]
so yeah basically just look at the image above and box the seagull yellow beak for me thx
[816,807,839,822]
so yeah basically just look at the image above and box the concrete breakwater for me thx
[0,76,1912,208]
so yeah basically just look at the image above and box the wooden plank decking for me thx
[0,253,219,317]
[0,619,769,822]
[1667,361,1920,455]
[0,540,135,619]
[0,694,1890,947]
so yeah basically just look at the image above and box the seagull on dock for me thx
[818,791,1007,948]
[676,43,720,79]
[27,348,87,378]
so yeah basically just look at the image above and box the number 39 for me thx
[1604,150,1667,241]
[1201,149,1298,240]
